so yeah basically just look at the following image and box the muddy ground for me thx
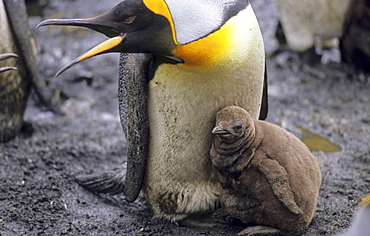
[1,0,369,235]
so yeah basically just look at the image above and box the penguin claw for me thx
[0,66,17,73]
[178,213,229,228]
[238,226,284,236]
[0,53,18,73]
[0,52,18,61]
[75,165,126,195]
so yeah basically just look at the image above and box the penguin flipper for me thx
[258,63,268,120]
[257,158,303,215]
[3,0,58,112]
[119,53,150,202]
[75,54,150,202]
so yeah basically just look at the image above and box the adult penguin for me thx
[1,0,56,142]
[275,0,350,53]
[38,0,267,222]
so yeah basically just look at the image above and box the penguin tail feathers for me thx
[75,165,126,196]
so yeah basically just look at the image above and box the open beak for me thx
[37,8,182,77]
[37,15,125,77]
[0,53,18,73]
[36,15,121,38]
[55,34,126,77]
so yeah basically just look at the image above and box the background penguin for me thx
[210,106,321,235]
[337,194,370,236]
[0,0,56,142]
[37,0,267,222]
[275,0,350,60]
[340,0,370,73]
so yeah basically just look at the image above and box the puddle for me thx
[298,126,342,153]
[360,193,370,207]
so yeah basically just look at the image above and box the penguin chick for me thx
[210,106,322,235]
[340,0,370,73]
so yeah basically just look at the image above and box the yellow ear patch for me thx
[143,0,179,45]
[172,5,262,70]
[172,17,235,69]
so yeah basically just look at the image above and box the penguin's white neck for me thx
[172,5,264,75]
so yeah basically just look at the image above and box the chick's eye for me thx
[233,125,242,133]
[124,16,136,24]
[232,121,243,134]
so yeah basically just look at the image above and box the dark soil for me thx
[1,0,369,235]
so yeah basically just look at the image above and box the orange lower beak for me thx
[56,34,125,77]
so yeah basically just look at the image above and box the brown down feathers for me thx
[210,106,322,234]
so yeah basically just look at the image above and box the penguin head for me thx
[37,0,249,75]
[212,120,245,143]
[212,106,254,143]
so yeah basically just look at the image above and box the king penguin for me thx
[1,0,56,143]
[275,0,350,52]
[37,0,267,222]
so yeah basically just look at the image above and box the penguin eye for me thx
[232,121,243,134]
[123,16,136,24]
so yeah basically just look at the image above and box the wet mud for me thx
[0,0,369,235]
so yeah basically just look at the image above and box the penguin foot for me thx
[238,226,285,236]
[178,212,230,228]
[75,165,126,195]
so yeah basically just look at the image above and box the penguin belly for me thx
[143,5,265,221]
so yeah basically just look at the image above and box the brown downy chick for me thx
[210,106,322,235]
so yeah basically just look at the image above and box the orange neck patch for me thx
[172,19,234,69]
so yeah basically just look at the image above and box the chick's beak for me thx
[212,125,230,136]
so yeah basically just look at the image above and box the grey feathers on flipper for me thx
[118,53,150,202]
[118,53,129,137]
[3,0,57,111]
[76,53,150,203]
